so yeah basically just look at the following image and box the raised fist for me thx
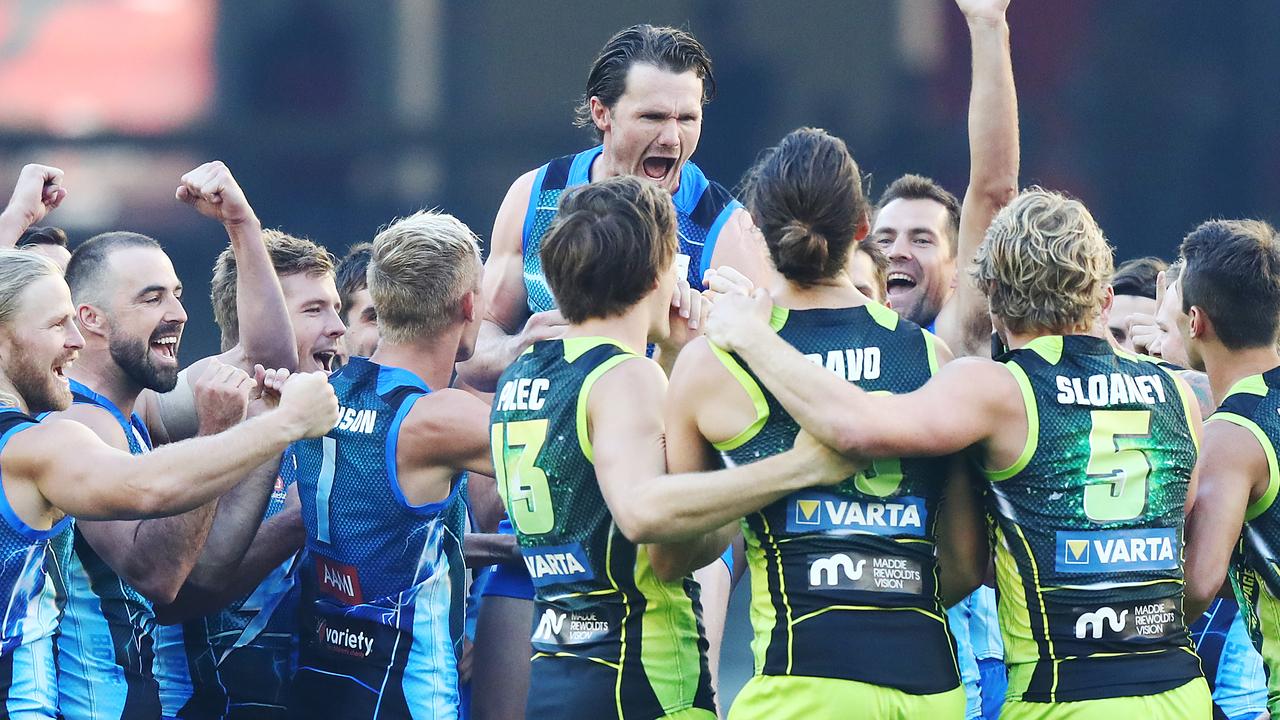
[176,161,257,228]
[275,371,340,439]
[1,164,66,237]
[194,359,253,435]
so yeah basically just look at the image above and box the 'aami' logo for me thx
[317,619,375,658]
[1075,607,1128,639]
[787,491,926,537]
[808,554,866,586]
[315,554,365,604]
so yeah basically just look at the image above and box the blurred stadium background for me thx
[3,0,1279,700]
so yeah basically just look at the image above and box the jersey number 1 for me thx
[1084,409,1153,523]
[492,420,555,535]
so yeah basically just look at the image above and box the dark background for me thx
[4,0,1279,704]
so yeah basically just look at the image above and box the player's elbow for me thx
[1183,565,1226,620]
[969,178,1018,216]
[125,565,186,606]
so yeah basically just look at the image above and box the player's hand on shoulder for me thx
[704,286,773,352]
[194,358,253,434]
[793,429,863,486]
[176,160,258,228]
[2,163,66,234]
[520,309,569,346]
[702,265,755,301]
[275,371,339,439]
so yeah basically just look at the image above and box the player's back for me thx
[290,356,466,720]
[54,380,162,720]
[716,303,960,696]
[490,337,715,720]
[0,408,69,719]
[991,334,1200,702]
[1213,366,1280,713]
[521,146,740,314]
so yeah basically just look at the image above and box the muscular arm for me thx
[590,359,856,546]
[456,171,544,392]
[157,493,305,623]
[647,346,741,581]
[933,1,1019,358]
[1184,419,1264,619]
[396,388,496,508]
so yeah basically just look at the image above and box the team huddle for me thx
[0,2,1277,720]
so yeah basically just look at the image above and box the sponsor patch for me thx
[786,491,926,537]
[1054,528,1178,573]
[531,607,613,647]
[315,554,365,604]
[523,543,595,587]
[1071,598,1178,641]
[316,618,376,658]
[806,551,923,594]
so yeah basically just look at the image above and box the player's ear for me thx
[1187,305,1208,341]
[75,302,107,339]
[590,96,611,134]
[459,289,477,324]
[1100,285,1115,316]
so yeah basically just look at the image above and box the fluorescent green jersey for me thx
[716,303,959,696]
[1213,367,1280,713]
[489,337,715,720]
[990,335,1201,703]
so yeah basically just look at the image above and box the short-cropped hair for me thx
[211,229,334,349]
[972,188,1113,335]
[541,176,677,324]
[1111,256,1168,300]
[1180,219,1280,350]
[368,211,481,344]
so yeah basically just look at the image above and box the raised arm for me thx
[6,372,337,523]
[589,358,857,546]
[0,164,67,247]
[1184,418,1265,619]
[456,170,567,391]
[705,290,1016,460]
[933,0,1019,358]
[177,161,296,371]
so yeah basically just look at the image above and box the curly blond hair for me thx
[971,188,1113,335]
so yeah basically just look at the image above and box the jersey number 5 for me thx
[492,420,555,535]
[1084,409,1153,523]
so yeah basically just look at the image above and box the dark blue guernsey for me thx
[54,379,162,719]
[291,357,467,720]
[0,408,70,719]
[521,145,741,314]
[153,447,301,720]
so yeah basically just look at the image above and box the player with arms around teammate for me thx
[1177,221,1280,715]
[289,211,494,719]
[668,128,985,719]
[705,189,1211,719]
[0,251,337,719]
[490,176,857,720]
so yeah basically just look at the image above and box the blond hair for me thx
[971,188,1113,335]
[368,210,481,344]
[0,250,60,326]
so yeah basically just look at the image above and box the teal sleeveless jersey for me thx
[1212,366,1280,713]
[989,335,1201,703]
[715,303,958,695]
[54,380,161,719]
[489,337,715,720]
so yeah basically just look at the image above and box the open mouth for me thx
[151,335,179,361]
[886,272,917,297]
[642,156,676,180]
[313,351,337,372]
[53,356,74,381]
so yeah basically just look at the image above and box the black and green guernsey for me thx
[989,335,1201,702]
[489,337,715,720]
[1213,367,1280,713]
[716,303,959,695]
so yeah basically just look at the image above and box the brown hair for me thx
[541,176,677,323]
[875,174,961,256]
[211,229,335,350]
[1180,219,1280,350]
[741,127,869,287]
[574,24,715,138]
[855,238,890,299]
[368,211,482,344]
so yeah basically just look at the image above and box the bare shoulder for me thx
[936,356,1022,408]
[46,404,130,449]
[401,387,490,440]
[3,415,109,472]
[489,168,541,256]
[669,337,742,402]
